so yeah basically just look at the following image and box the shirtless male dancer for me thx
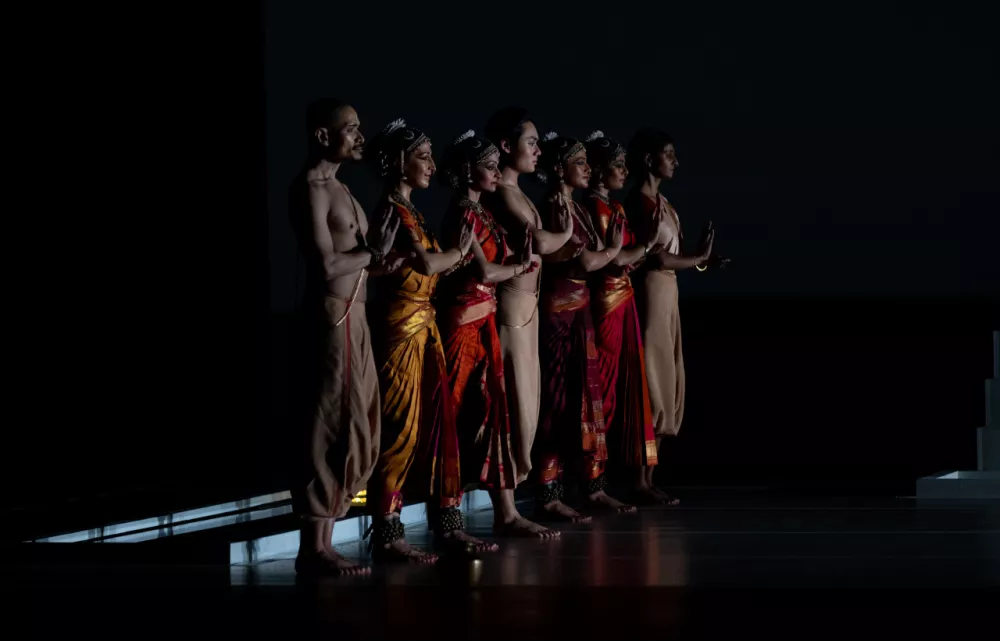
[482,107,592,526]
[289,99,402,576]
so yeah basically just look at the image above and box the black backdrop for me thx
[8,2,998,536]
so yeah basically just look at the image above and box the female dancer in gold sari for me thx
[623,128,714,504]
[364,119,494,562]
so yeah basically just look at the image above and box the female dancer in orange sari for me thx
[534,132,632,519]
[437,130,554,538]
[582,131,669,504]
[623,128,715,504]
[364,119,493,562]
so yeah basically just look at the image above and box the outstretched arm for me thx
[469,238,537,284]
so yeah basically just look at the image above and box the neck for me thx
[313,157,342,178]
[500,166,521,186]
[463,188,482,203]
[592,183,610,199]
[394,181,413,201]
[557,182,575,200]
[640,174,662,198]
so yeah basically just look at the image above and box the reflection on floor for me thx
[22,493,1000,638]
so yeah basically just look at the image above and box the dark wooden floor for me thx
[19,492,1000,639]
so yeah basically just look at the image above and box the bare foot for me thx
[538,500,592,524]
[493,515,560,539]
[375,538,439,564]
[633,486,679,506]
[296,550,370,577]
[441,529,499,553]
[586,491,637,514]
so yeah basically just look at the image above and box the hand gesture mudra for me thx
[609,218,625,250]
[377,213,401,257]
[648,203,668,249]
[457,223,475,256]
[555,193,574,233]
[698,221,715,261]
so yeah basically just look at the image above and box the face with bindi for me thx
[470,150,502,193]
[649,143,679,180]
[558,148,591,189]
[315,105,365,162]
[399,140,435,190]
[503,121,541,174]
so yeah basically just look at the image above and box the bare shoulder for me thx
[492,184,536,228]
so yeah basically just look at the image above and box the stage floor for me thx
[20,492,1000,638]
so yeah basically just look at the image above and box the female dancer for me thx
[582,130,668,504]
[623,128,714,504]
[364,119,494,562]
[533,131,632,519]
[436,130,555,539]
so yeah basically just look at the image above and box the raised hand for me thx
[522,229,534,260]
[378,214,401,257]
[609,218,624,250]
[555,195,574,233]
[384,251,410,274]
[698,221,715,261]
[647,206,667,248]
[457,223,475,256]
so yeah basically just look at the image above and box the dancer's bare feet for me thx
[441,529,499,552]
[538,500,592,524]
[632,485,680,506]
[586,490,637,514]
[296,550,371,577]
[493,515,560,539]
[376,537,439,564]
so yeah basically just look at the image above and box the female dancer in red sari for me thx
[582,131,669,504]
[437,130,554,539]
[534,132,633,519]
[364,119,494,562]
[623,128,715,504]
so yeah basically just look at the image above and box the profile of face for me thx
[558,148,591,189]
[503,121,541,174]
[471,150,502,193]
[315,106,365,162]
[601,153,628,191]
[649,143,679,180]
[400,140,435,189]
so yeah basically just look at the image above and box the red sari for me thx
[535,198,609,486]
[438,198,517,490]
[583,192,658,468]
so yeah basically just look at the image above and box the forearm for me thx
[414,247,465,276]
[579,247,621,272]
[534,226,573,254]
[323,247,372,279]
[481,262,521,284]
[613,245,647,267]
[650,251,705,271]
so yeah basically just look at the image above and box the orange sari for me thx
[438,199,517,491]
[584,192,658,468]
[368,196,462,515]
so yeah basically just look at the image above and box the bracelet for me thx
[367,246,384,264]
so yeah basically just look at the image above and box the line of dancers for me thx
[290,101,724,577]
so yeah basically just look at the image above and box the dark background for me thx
[9,1,998,537]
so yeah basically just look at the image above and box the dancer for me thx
[482,108,574,493]
[289,99,400,576]
[437,130,555,538]
[623,128,714,505]
[582,131,665,504]
[533,132,632,519]
[364,119,496,562]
